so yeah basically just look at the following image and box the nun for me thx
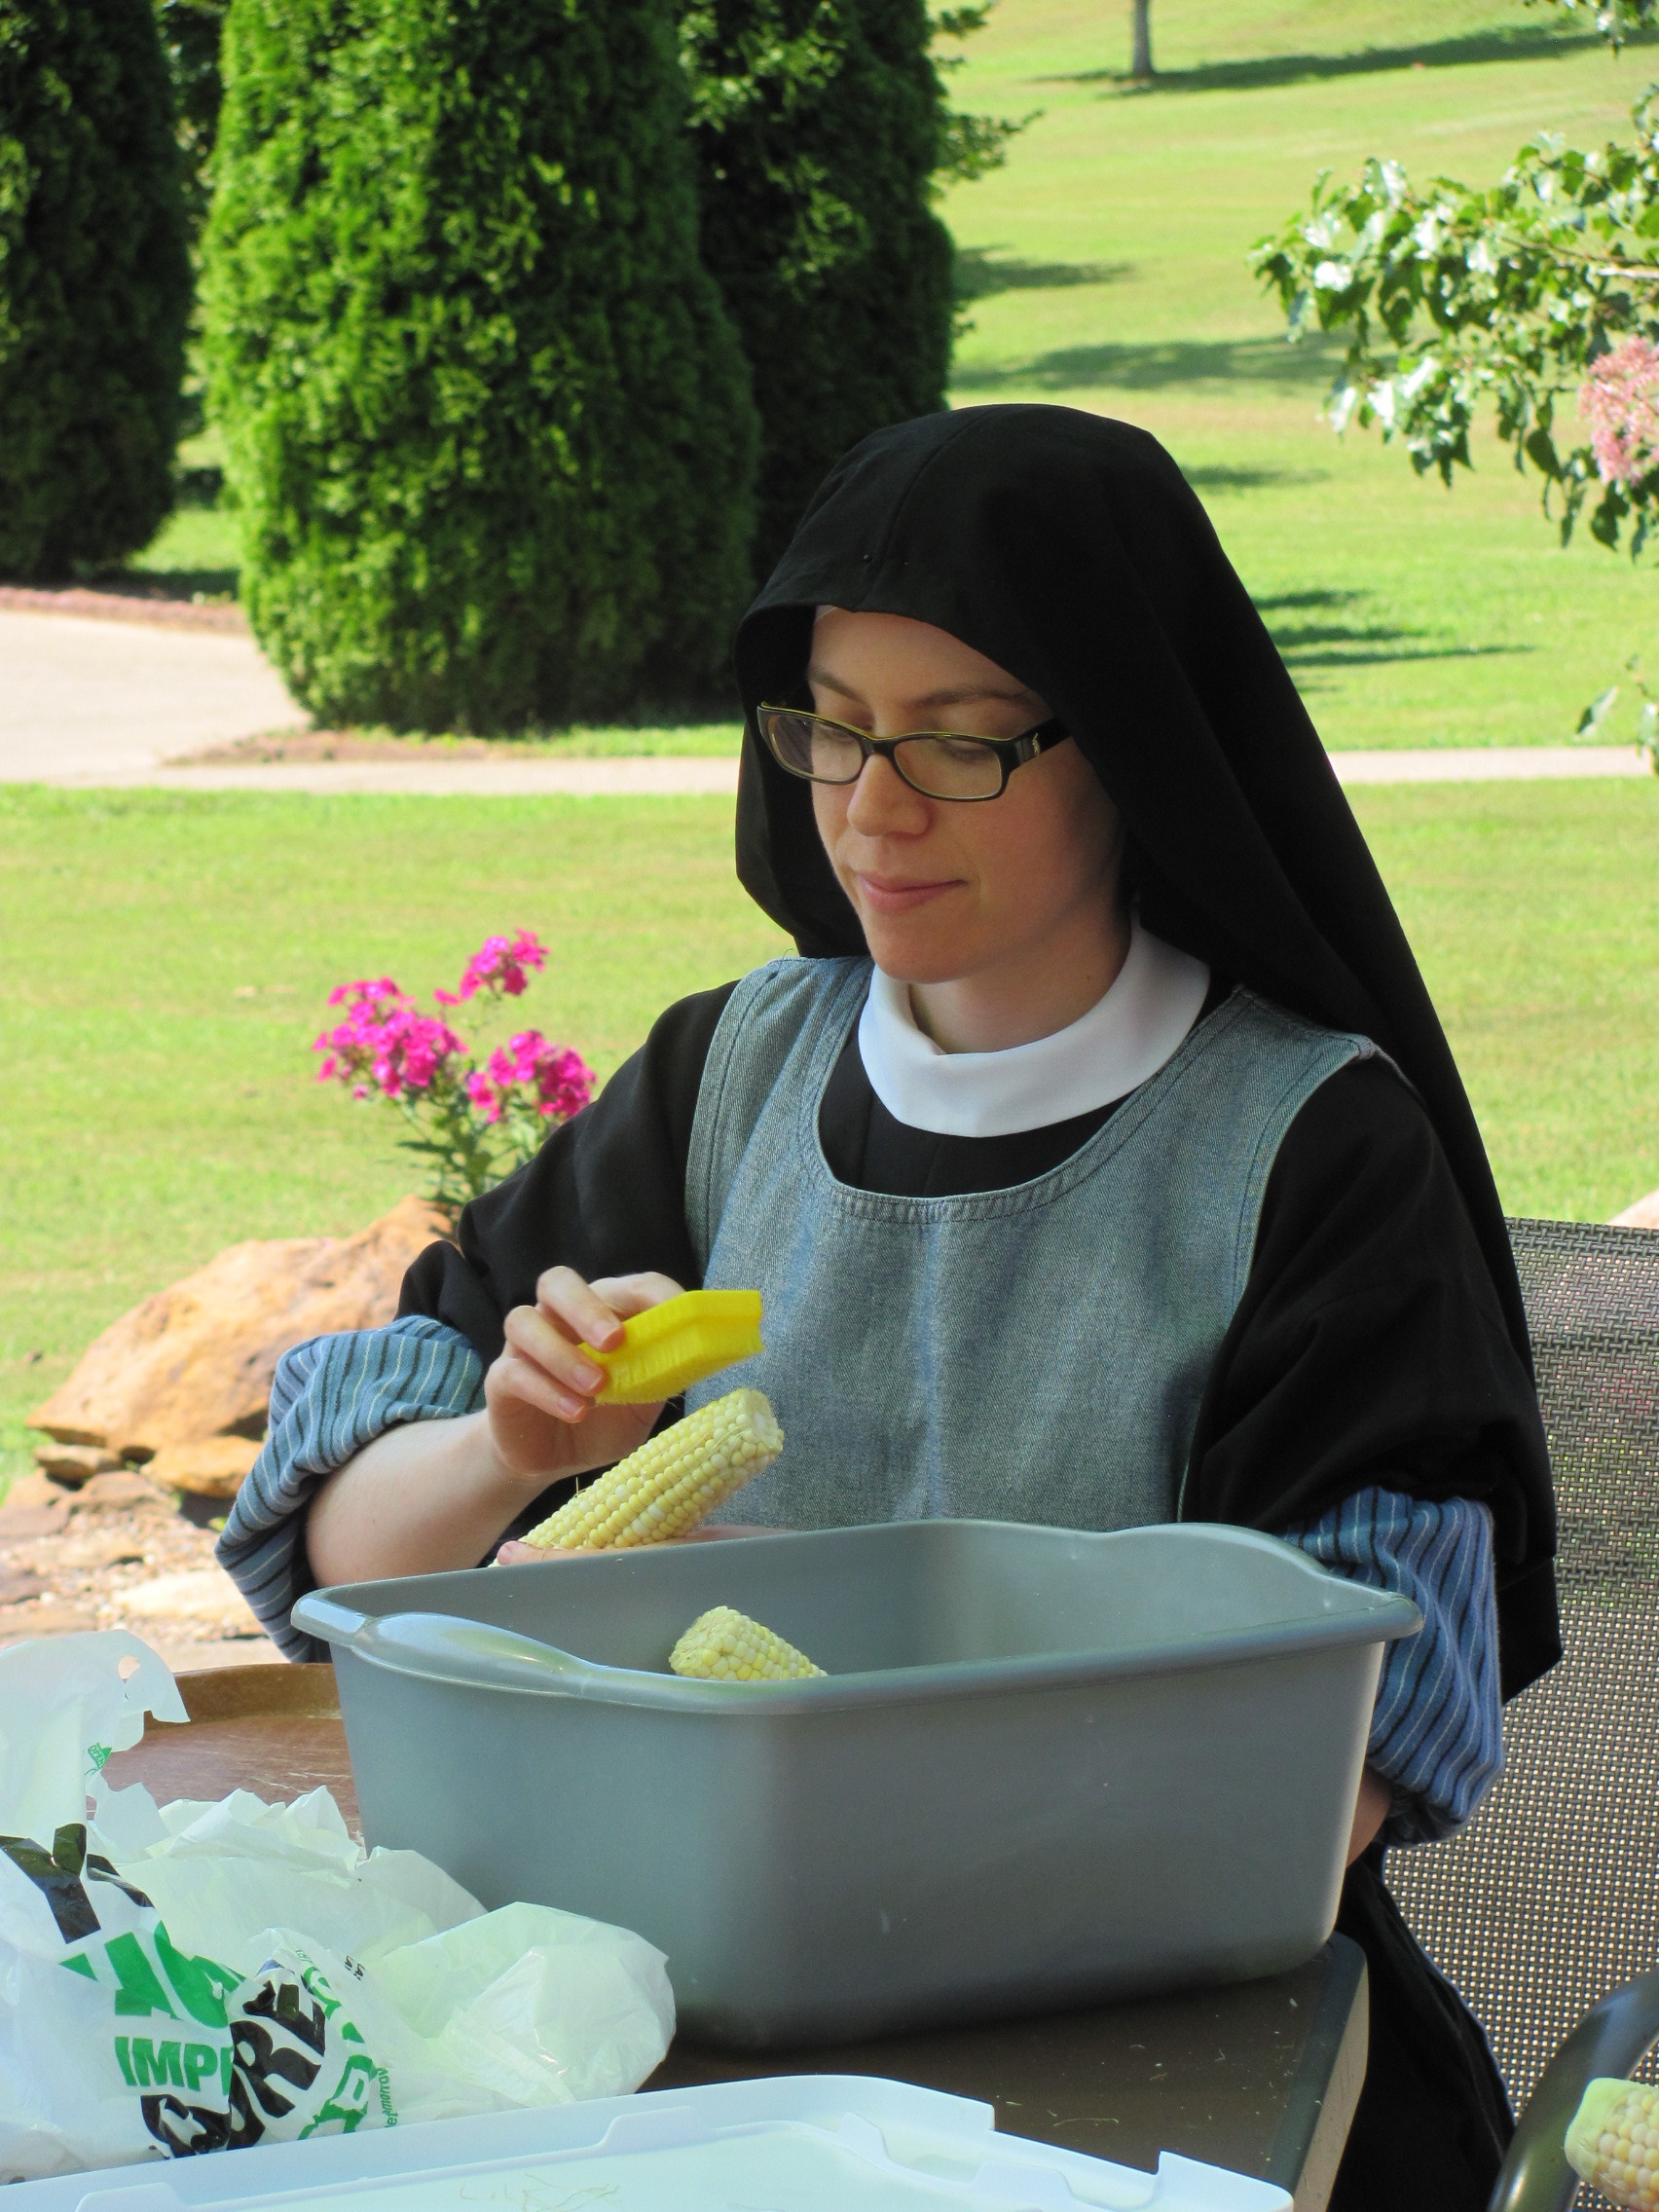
[222,405,1558,2211]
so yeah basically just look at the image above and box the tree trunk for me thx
[1130,0,1153,78]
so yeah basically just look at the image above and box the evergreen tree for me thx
[0,0,192,579]
[682,0,1007,577]
[153,0,229,242]
[203,0,758,730]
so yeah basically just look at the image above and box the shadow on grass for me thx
[1249,588,1527,670]
[1184,463,1329,494]
[1254,589,1363,612]
[954,247,1134,303]
[1050,22,1636,95]
[953,333,1342,394]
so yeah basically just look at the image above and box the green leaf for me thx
[1575,684,1620,736]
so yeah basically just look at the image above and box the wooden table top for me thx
[109,1663,1366,2209]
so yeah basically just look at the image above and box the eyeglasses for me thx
[757,704,1070,803]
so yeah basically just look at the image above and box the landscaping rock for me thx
[0,1602,100,1643]
[28,1196,449,1459]
[122,1568,262,1639]
[1611,1189,1659,1230]
[0,1479,273,1662]
[32,1443,123,1485]
[0,1486,70,1541]
[68,1471,173,1518]
[0,1471,68,1515]
[144,1435,263,1499]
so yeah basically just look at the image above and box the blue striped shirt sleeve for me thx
[216,1316,485,1662]
[1279,1488,1503,1846]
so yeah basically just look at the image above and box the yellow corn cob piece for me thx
[670,1605,826,1682]
[522,1387,783,1551]
[1567,2079,1659,2209]
[580,1289,763,1405]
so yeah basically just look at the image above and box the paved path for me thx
[59,756,746,795]
[1332,745,1649,785]
[34,745,1654,798]
[4,608,1654,792]
[1,608,299,778]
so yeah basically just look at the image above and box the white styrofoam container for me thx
[7,2077,1292,2212]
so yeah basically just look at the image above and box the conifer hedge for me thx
[682,0,958,577]
[203,0,758,730]
[0,0,192,579]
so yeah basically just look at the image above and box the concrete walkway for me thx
[1332,745,1649,786]
[60,756,746,795]
[0,608,300,778]
[4,608,1654,793]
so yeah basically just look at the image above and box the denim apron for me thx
[684,956,1370,1532]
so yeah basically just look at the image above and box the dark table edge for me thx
[1267,1934,1369,2202]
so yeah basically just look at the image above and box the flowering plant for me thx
[315,931,596,1212]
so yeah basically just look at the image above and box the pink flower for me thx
[464,1030,595,1125]
[314,979,463,1103]
[1581,336,1659,485]
[464,1070,503,1124]
[454,930,549,1002]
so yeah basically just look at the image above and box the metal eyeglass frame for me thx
[757,704,1070,802]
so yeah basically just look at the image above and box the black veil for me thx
[736,403,1525,1356]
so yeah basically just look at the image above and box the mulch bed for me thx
[0,583,247,635]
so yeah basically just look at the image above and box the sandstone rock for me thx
[0,1567,45,1604]
[0,1603,99,1641]
[33,1443,124,1485]
[0,1485,70,1541]
[144,1435,263,1499]
[1,1471,67,1515]
[68,1471,173,1518]
[122,1568,263,1638]
[29,1197,450,1460]
[1611,1190,1659,1230]
[52,1530,146,1571]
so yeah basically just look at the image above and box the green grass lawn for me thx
[5,780,1658,1494]
[113,0,1659,752]
[0,790,788,1491]
[939,0,1659,750]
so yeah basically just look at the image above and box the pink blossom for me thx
[314,979,463,1103]
[327,976,399,1010]
[454,930,549,1002]
[464,1069,503,1124]
[1580,336,1659,485]
[465,1030,595,1124]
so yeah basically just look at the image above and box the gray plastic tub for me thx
[292,1519,1418,2049]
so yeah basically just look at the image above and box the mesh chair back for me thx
[1387,1217,1659,2112]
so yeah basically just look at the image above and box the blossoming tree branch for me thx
[315,931,594,1214]
[1251,0,1659,750]
[1251,95,1659,560]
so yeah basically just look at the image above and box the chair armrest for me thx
[1490,1967,1659,2212]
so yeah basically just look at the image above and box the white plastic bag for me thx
[0,1633,675,2184]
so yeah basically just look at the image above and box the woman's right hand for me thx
[484,1266,683,1487]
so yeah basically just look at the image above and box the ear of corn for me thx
[522,1387,783,1551]
[670,1605,826,1682]
[1567,2079,1659,2209]
[581,1289,763,1404]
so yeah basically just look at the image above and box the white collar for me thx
[856,922,1212,1138]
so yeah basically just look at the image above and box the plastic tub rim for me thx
[293,1517,1420,1714]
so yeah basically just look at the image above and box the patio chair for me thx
[1383,1216,1659,2210]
